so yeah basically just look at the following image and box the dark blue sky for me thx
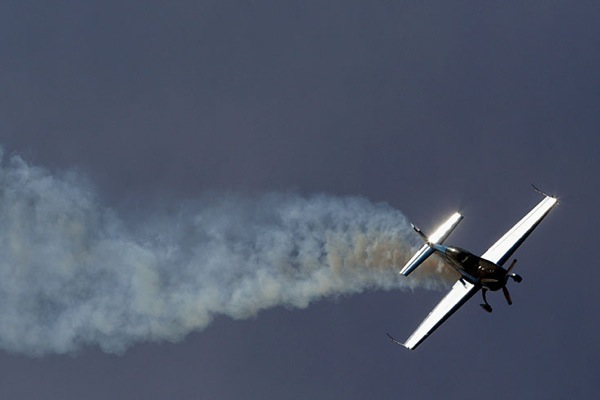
[1,2,598,399]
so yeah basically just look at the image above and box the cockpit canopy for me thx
[445,246,481,269]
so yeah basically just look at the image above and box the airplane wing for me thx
[397,279,480,350]
[481,194,558,266]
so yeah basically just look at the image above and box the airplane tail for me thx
[400,212,462,276]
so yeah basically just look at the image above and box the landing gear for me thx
[480,288,493,313]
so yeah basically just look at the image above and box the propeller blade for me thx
[502,286,513,305]
[480,278,501,284]
[507,258,517,274]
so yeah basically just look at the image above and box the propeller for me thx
[478,258,521,311]
[506,258,522,283]
[507,258,517,274]
[502,286,512,305]
[502,259,518,305]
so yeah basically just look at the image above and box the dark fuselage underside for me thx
[438,246,507,290]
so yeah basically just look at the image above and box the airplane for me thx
[387,186,558,350]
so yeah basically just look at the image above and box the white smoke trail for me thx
[0,151,453,355]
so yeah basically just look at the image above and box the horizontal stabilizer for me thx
[399,212,462,277]
[400,244,434,276]
[428,212,463,244]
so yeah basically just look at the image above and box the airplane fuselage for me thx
[431,244,507,291]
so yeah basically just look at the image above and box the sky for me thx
[0,1,598,399]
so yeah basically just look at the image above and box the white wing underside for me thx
[401,195,558,350]
[481,196,558,265]
[403,279,479,350]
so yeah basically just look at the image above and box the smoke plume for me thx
[0,151,452,355]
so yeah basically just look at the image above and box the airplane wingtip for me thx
[386,333,410,349]
[531,184,557,199]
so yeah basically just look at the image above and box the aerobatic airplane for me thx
[387,186,558,350]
